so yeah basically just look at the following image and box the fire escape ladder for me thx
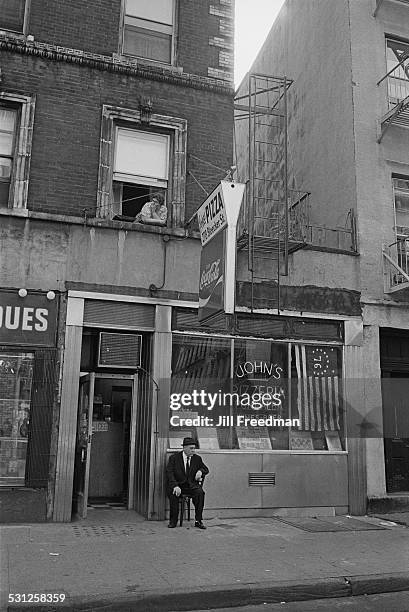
[383,239,409,293]
[235,74,309,311]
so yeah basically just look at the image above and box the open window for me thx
[97,105,187,227]
[122,0,175,64]
[112,127,169,220]
[0,0,27,33]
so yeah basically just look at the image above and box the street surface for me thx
[189,591,409,611]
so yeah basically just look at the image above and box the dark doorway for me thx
[380,329,409,493]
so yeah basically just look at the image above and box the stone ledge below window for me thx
[0,207,200,239]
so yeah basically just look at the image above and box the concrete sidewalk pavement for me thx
[1,511,409,611]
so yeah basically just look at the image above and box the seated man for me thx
[166,437,209,529]
[135,194,167,226]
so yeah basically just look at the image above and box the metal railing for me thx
[383,238,409,292]
[377,56,409,140]
[238,189,357,253]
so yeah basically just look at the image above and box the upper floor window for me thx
[386,38,409,105]
[0,93,35,209]
[0,0,27,33]
[97,105,187,227]
[122,0,174,64]
[113,127,169,223]
[0,106,18,207]
[393,175,409,237]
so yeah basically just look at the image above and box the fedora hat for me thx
[182,437,197,447]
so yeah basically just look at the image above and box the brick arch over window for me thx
[97,105,187,227]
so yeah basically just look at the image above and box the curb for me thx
[9,572,409,611]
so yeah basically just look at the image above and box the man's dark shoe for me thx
[168,522,177,528]
[194,521,206,530]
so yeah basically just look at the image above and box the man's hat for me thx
[182,437,197,447]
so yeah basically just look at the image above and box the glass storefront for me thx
[170,334,344,451]
[0,351,34,485]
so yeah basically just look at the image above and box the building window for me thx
[113,127,169,221]
[0,93,35,209]
[0,0,27,33]
[386,38,409,106]
[169,335,345,451]
[122,0,174,64]
[393,176,409,237]
[0,351,34,486]
[97,105,187,227]
[0,106,17,207]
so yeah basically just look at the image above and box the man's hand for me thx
[173,486,181,497]
[195,470,203,481]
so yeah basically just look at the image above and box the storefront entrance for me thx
[381,329,409,493]
[72,373,138,518]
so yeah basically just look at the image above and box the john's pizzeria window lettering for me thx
[169,335,344,451]
[0,352,34,485]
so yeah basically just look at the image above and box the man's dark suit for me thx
[166,452,209,525]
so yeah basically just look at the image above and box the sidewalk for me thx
[1,510,409,611]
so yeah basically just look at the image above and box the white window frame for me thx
[0,92,35,210]
[0,0,30,35]
[97,105,187,227]
[120,0,177,65]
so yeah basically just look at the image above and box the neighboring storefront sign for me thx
[0,292,57,346]
[197,181,245,322]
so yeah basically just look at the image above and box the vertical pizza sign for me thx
[197,181,245,322]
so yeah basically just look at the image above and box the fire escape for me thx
[377,34,409,292]
[234,73,357,310]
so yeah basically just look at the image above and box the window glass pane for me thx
[125,0,173,25]
[115,129,169,181]
[0,157,12,179]
[0,132,14,156]
[170,335,232,450]
[233,339,289,450]
[0,108,17,133]
[124,25,172,63]
[290,345,345,451]
[0,0,25,31]
[0,352,34,486]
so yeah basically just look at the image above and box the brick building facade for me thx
[0,0,235,522]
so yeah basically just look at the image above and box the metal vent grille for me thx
[98,332,142,368]
[248,472,276,486]
[84,300,155,329]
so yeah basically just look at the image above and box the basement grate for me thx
[273,517,387,532]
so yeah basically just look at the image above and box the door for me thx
[383,373,409,492]
[72,373,94,518]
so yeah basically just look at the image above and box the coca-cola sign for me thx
[198,231,225,322]
[0,292,57,346]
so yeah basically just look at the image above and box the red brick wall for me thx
[1,51,233,221]
[26,0,228,79]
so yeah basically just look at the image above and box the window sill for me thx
[113,52,183,74]
[0,207,200,239]
[0,29,25,39]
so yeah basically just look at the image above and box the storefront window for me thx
[169,335,344,451]
[291,344,344,450]
[0,351,34,485]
